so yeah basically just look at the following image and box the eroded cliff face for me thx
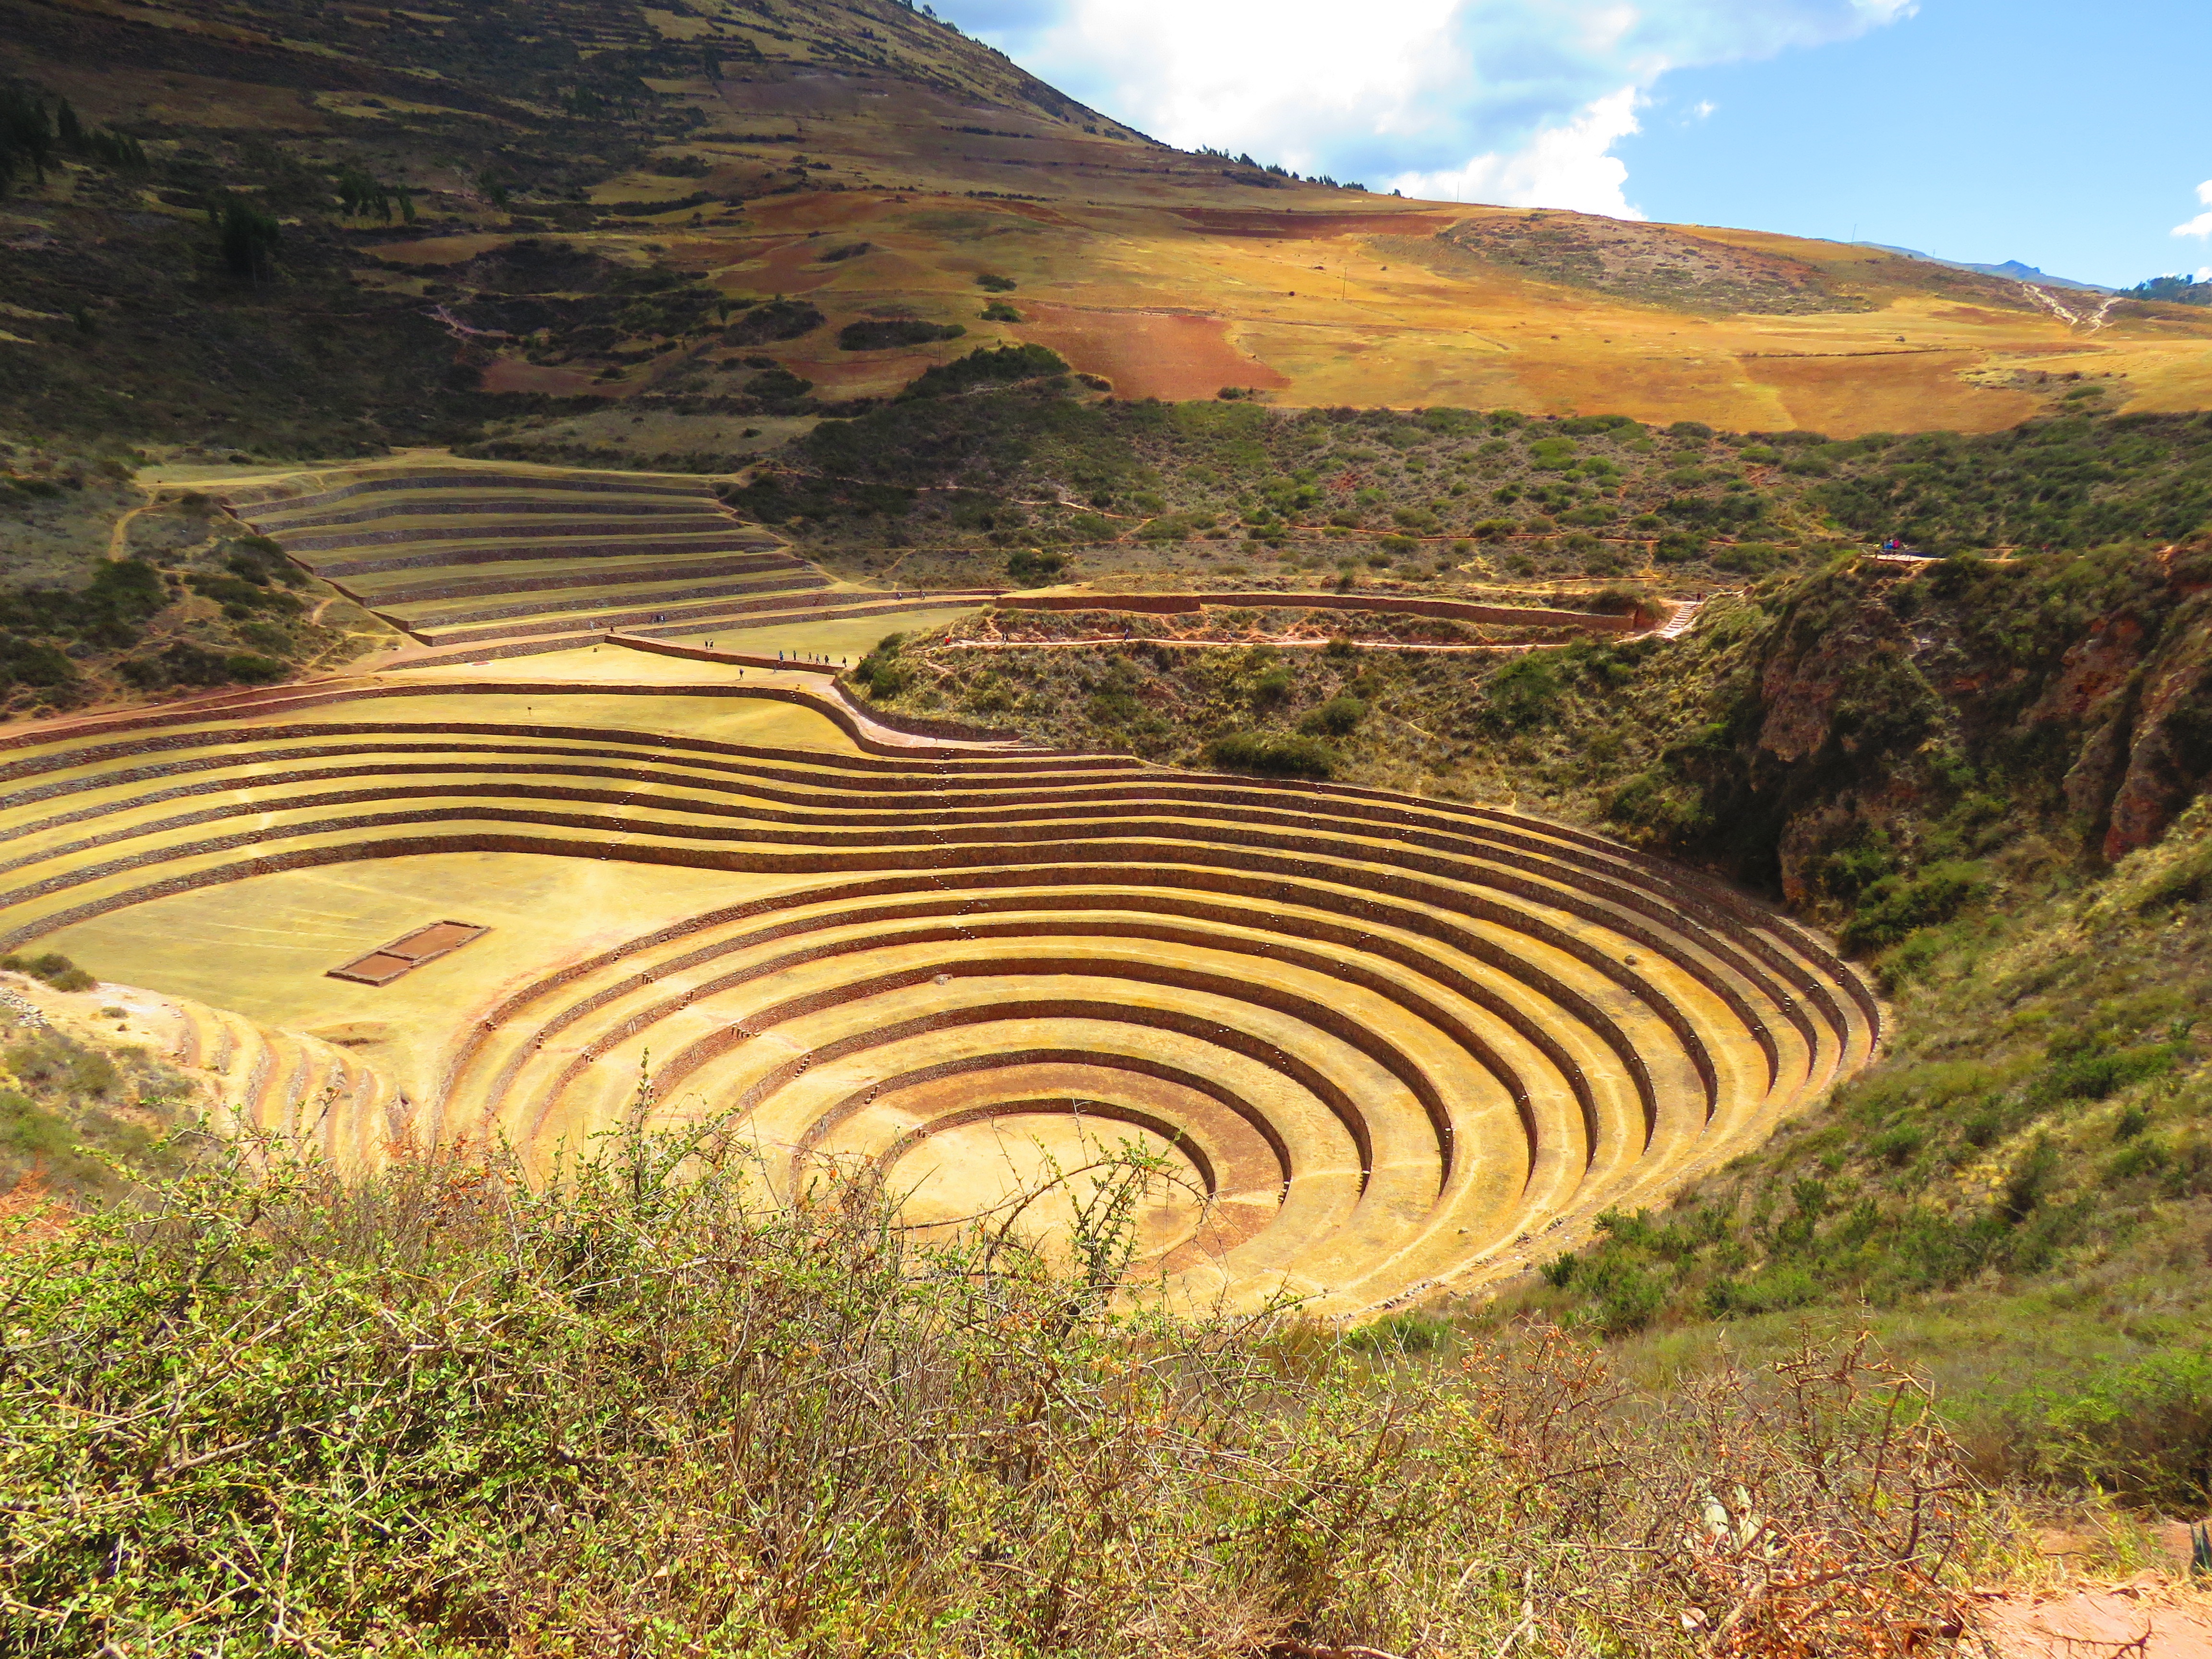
[2093,588,2212,861]
[1658,542,2212,926]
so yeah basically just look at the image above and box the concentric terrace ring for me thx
[0,678,1876,1312]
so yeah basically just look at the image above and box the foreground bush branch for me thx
[0,1134,1978,1657]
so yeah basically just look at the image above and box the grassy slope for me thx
[1526,806,2212,1508]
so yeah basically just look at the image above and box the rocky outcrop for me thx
[1659,543,2212,918]
[2100,594,2212,857]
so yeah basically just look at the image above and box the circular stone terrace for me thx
[0,465,1877,1316]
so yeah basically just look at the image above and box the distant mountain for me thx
[1858,244,2116,294]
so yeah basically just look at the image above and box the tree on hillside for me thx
[210,198,282,280]
[2125,274,2212,307]
[0,90,55,195]
[334,165,413,223]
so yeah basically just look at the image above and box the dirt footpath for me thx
[1979,1573,2212,1658]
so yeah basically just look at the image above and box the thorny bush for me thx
[0,1128,1977,1657]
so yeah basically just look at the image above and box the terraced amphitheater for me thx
[218,464,998,661]
[0,645,1876,1314]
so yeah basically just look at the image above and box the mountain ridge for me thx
[1857,242,2117,294]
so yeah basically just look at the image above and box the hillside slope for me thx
[4,0,2211,454]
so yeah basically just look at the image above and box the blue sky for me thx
[934,0,2212,289]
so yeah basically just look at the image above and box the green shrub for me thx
[1869,1123,1925,1166]
[113,637,285,691]
[1557,414,1640,437]
[1705,1266,1820,1319]
[2034,1035,2183,1104]
[1345,1310,1455,1355]
[1584,586,1643,614]
[0,1089,73,1160]
[744,366,814,400]
[1250,664,1293,707]
[211,197,281,278]
[1087,689,1142,725]
[840,319,967,351]
[901,343,1068,399]
[1482,654,1563,728]
[2106,1136,2169,1180]
[1999,1346,2212,1508]
[847,637,914,700]
[721,298,823,346]
[0,632,77,694]
[1300,694,1366,737]
[1840,861,1988,953]
[1586,1259,1665,1335]
[1204,731,1336,778]
[1005,547,1066,586]
[1,951,97,993]
[3,1030,118,1096]
[0,558,168,654]
[188,571,303,616]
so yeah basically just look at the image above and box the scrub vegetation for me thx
[743,380,2212,599]
[0,1125,1988,1658]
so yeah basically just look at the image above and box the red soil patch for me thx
[479,357,614,397]
[1013,303,1288,401]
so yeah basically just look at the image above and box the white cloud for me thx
[1394,86,1645,218]
[1689,98,1718,120]
[947,0,1916,211]
[2172,179,2212,239]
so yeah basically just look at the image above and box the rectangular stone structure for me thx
[327,922,488,986]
